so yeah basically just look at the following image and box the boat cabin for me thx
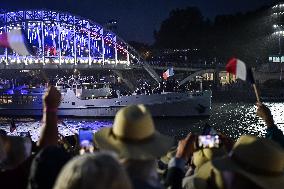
[72,83,111,99]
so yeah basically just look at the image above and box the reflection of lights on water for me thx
[0,103,283,142]
[0,120,113,142]
[266,102,284,130]
[204,102,284,140]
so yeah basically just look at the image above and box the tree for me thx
[154,5,273,66]
[154,7,211,49]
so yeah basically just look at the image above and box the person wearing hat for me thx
[157,146,177,177]
[164,133,227,189]
[183,135,284,189]
[94,104,174,189]
[163,133,197,189]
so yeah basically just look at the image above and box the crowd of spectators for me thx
[0,71,197,98]
[0,85,283,189]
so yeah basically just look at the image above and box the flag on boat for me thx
[0,29,35,56]
[226,58,255,84]
[163,67,174,80]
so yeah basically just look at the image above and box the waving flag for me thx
[163,67,174,80]
[226,58,255,84]
[226,57,260,102]
[0,29,35,56]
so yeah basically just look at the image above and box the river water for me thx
[0,102,283,142]
[154,102,284,142]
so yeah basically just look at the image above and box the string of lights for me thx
[0,10,140,65]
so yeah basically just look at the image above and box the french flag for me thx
[226,58,255,84]
[0,29,35,56]
[163,67,174,80]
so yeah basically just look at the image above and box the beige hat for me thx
[183,161,224,189]
[94,105,174,160]
[193,147,226,170]
[212,135,284,189]
[183,136,284,189]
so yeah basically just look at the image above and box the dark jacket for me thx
[266,125,284,148]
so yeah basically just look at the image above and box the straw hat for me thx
[212,135,284,189]
[183,135,284,189]
[193,147,226,170]
[94,105,174,160]
[183,161,224,189]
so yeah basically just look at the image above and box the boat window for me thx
[0,95,13,104]
[72,102,75,105]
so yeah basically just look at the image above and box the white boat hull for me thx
[0,90,211,117]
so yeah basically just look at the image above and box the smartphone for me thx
[198,135,220,148]
[78,128,94,154]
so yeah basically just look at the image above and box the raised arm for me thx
[37,86,61,148]
[256,102,284,148]
[256,102,275,128]
[165,133,197,189]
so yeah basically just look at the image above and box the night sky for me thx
[0,0,277,44]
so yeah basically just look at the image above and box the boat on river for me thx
[0,83,211,117]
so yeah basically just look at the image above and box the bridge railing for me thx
[147,61,226,69]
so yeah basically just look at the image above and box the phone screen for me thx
[79,129,94,154]
[198,135,220,148]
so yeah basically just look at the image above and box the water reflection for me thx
[155,102,284,141]
[0,102,283,142]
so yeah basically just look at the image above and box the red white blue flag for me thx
[226,58,255,84]
[0,29,35,56]
[163,67,174,80]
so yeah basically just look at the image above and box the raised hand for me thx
[175,133,197,162]
[256,102,274,127]
[43,86,61,109]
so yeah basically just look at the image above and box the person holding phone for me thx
[0,85,62,189]
[78,128,95,155]
[164,131,228,189]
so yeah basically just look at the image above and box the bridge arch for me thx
[0,10,143,65]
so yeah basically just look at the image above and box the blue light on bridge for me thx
[0,10,141,65]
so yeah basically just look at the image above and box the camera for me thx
[78,128,94,154]
[198,135,220,148]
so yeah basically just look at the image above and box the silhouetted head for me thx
[53,152,132,189]
[28,146,71,189]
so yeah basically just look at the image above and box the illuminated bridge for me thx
[0,10,143,68]
[0,10,223,88]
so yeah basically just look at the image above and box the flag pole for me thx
[252,84,260,102]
